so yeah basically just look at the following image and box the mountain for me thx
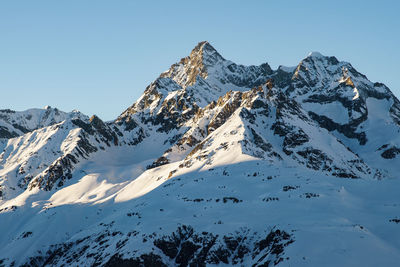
[1,42,400,266]
[0,106,85,140]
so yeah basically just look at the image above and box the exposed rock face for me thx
[113,42,400,180]
[160,41,221,88]
[380,146,400,159]
[160,41,273,90]
[20,225,293,267]
[3,42,398,197]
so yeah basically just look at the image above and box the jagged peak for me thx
[189,41,225,67]
[303,51,340,66]
[89,114,101,123]
[292,52,343,82]
[296,52,374,86]
[191,41,222,57]
[307,51,325,59]
[0,106,86,119]
[192,41,214,53]
[159,41,226,89]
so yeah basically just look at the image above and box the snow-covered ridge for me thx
[0,106,86,139]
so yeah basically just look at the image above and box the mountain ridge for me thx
[1,41,400,266]
[2,41,399,199]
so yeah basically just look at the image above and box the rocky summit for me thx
[1,41,400,266]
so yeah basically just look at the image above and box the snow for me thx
[0,107,87,138]
[353,87,360,100]
[302,101,350,124]
[1,42,400,266]
[278,65,296,73]
[48,173,126,206]
[307,51,324,58]
[2,153,400,266]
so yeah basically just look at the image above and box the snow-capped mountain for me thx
[0,106,85,140]
[1,42,400,266]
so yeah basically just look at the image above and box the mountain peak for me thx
[192,40,211,51]
[189,41,225,66]
[307,51,325,58]
[2,43,400,266]
[303,51,340,66]
[159,41,225,88]
[192,41,217,54]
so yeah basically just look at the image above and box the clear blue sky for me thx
[1,1,399,120]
